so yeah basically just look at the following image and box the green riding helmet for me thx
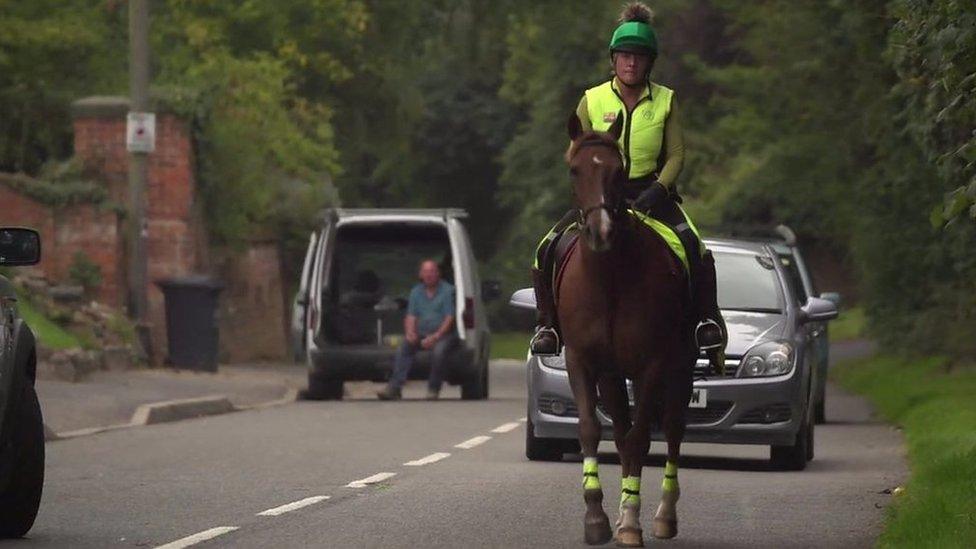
[609,21,658,58]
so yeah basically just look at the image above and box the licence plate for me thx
[688,388,707,409]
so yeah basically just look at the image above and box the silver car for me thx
[293,209,499,400]
[510,238,838,470]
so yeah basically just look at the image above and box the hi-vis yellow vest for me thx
[585,80,673,179]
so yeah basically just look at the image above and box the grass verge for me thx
[491,331,531,360]
[16,296,83,350]
[832,355,976,547]
[829,305,865,342]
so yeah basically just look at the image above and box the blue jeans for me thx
[389,334,457,391]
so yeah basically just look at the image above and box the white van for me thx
[292,209,498,400]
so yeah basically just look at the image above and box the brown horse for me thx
[558,112,695,546]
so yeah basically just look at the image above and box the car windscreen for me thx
[714,251,783,313]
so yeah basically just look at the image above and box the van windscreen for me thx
[326,223,453,344]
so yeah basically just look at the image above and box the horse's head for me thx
[566,111,625,252]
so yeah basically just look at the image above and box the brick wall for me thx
[0,183,122,306]
[216,243,287,362]
[71,97,207,361]
[2,96,286,363]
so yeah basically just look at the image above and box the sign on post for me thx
[126,111,156,153]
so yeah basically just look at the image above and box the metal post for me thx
[128,0,152,359]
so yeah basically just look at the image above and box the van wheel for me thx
[0,385,45,538]
[304,373,343,400]
[525,416,576,461]
[461,361,489,400]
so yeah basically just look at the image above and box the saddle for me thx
[545,211,693,305]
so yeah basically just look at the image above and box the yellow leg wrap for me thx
[662,460,679,493]
[583,457,601,490]
[622,475,641,506]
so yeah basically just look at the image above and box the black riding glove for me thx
[633,180,670,214]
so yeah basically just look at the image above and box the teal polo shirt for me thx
[407,281,455,335]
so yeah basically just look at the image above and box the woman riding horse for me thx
[530,2,726,373]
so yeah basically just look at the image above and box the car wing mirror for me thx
[819,291,841,307]
[509,288,536,311]
[801,296,838,323]
[0,228,41,266]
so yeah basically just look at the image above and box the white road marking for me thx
[346,472,396,488]
[154,526,238,549]
[454,435,491,449]
[491,422,522,433]
[257,496,330,517]
[403,452,451,466]
[518,417,527,423]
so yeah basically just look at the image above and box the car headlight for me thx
[539,354,566,370]
[738,341,794,377]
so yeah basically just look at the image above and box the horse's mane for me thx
[565,131,620,163]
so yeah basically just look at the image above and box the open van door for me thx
[290,230,319,362]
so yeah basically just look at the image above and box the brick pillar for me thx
[71,96,208,363]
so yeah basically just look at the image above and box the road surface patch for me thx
[257,495,330,517]
[403,452,451,466]
[455,435,492,449]
[154,526,239,549]
[491,422,521,433]
[346,472,397,488]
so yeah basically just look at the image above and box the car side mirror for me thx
[482,279,502,302]
[819,291,841,307]
[509,288,536,311]
[801,296,838,323]
[0,228,41,266]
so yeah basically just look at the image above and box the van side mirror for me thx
[801,296,838,323]
[509,288,536,311]
[482,279,502,301]
[0,228,41,266]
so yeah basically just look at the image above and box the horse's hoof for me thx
[614,526,644,547]
[652,517,678,539]
[584,514,613,545]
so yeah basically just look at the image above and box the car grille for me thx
[737,402,792,424]
[694,358,740,378]
[687,400,734,425]
[537,394,579,417]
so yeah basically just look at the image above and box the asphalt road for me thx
[8,340,904,548]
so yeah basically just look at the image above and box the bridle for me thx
[570,138,625,226]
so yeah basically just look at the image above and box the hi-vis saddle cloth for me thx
[551,209,696,300]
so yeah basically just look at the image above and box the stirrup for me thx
[695,319,724,351]
[530,327,561,356]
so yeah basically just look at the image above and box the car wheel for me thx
[0,384,45,538]
[525,416,576,461]
[814,386,826,424]
[770,409,811,471]
[303,373,343,401]
[461,360,489,400]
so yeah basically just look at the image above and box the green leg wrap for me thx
[621,475,641,506]
[583,457,601,490]
[662,460,679,493]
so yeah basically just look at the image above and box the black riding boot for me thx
[529,267,561,355]
[694,250,727,376]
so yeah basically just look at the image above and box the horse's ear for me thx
[567,112,583,141]
[607,110,624,140]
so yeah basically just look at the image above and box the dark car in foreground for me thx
[510,238,838,470]
[0,227,44,537]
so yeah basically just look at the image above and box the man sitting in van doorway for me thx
[377,259,457,400]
